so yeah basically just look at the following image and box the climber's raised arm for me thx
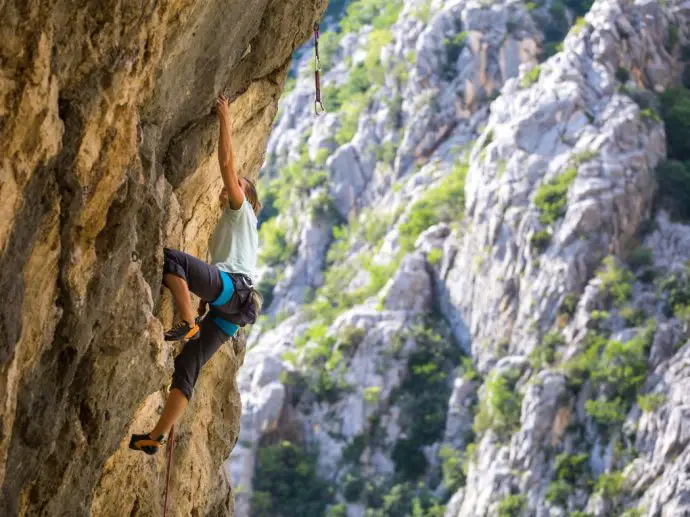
[216,94,245,210]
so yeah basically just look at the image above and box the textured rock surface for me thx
[0,0,325,515]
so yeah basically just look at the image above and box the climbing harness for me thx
[163,425,175,517]
[314,22,325,115]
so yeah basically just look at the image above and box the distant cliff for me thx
[233,1,690,516]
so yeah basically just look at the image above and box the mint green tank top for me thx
[209,199,258,282]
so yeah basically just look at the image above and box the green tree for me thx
[251,441,333,517]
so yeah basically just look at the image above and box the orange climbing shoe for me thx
[164,320,200,341]
[129,433,165,455]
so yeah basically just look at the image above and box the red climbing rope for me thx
[163,425,175,517]
[314,22,325,115]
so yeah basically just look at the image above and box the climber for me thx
[129,94,262,455]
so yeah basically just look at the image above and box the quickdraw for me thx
[314,22,325,115]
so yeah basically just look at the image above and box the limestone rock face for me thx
[440,0,674,373]
[0,1,325,516]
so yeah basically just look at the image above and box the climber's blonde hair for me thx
[241,177,262,216]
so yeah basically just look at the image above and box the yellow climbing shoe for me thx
[164,321,200,341]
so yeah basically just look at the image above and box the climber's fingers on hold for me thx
[216,94,229,106]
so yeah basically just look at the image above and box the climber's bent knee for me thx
[163,247,189,282]
[162,248,224,302]
[170,317,231,400]
[171,356,194,401]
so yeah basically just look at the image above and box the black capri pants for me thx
[163,248,239,400]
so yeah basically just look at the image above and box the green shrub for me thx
[392,438,428,481]
[443,31,467,79]
[340,0,404,33]
[257,178,279,226]
[321,84,345,111]
[377,141,397,164]
[462,442,478,476]
[259,218,297,266]
[257,275,278,311]
[566,324,655,425]
[326,224,352,264]
[342,435,366,465]
[541,42,562,59]
[594,471,624,499]
[314,148,330,166]
[597,256,635,307]
[343,62,373,94]
[335,93,368,145]
[330,62,378,144]
[529,331,565,369]
[461,356,480,381]
[252,441,333,517]
[366,29,394,84]
[570,16,587,35]
[572,149,599,164]
[660,87,690,161]
[360,253,401,298]
[658,264,690,318]
[473,369,523,439]
[534,167,578,225]
[539,1,570,61]
[251,491,273,517]
[412,0,433,22]
[399,161,468,250]
[559,293,579,318]
[545,479,572,506]
[656,160,690,221]
[313,369,350,403]
[339,325,366,349]
[620,306,646,327]
[497,494,526,517]
[427,248,443,266]
[363,482,445,517]
[266,142,332,215]
[520,65,541,88]
[392,318,462,480]
[585,398,628,426]
[564,333,608,388]
[319,32,342,72]
[619,508,643,517]
[637,393,666,413]
[592,325,654,398]
[326,503,348,517]
[439,445,465,492]
[307,190,335,219]
[362,210,393,245]
[295,322,354,402]
[530,229,552,253]
[639,107,662,124]
[364,386,382,403]
[554,452,591,484]
[627,246,653,270]
[568,512,592,517]
[615,67,630,83]
[343,470,366,502]
[589,310,610,330]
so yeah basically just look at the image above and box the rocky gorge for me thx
[232,0,690,516]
